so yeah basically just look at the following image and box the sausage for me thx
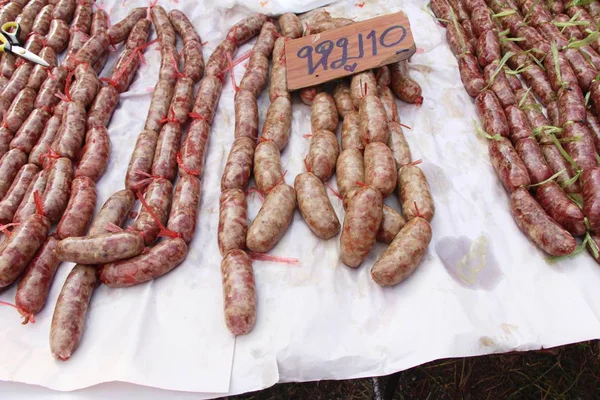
[306,129,339,182]
[225,13,267,46]
[68,63,99,106]
[306,18,353,34]
[341,111,362,151]
[234,90,258,140]
[64,28,88,61]
[488,136,531,193]
[510,186,576,255]
[544,51,578,93]
[10,109,50,153]
[70,1,93,33]
[191,75,222,125]
[246,183,296,253]
[22,32,45,57]
[107,7,146,45]
[375,66,392,88]
[582,167,600,232]
[55,176,96,239]
[179,119,210,177]
[458,53,486,98]
[100,238,187,287]
[371,217,431,286]
[558,85,587,126]
[132,178,173,246]
[107,48,141,93]
[13,169,48,223]
[74,125,109,182]
[53,100,86,160]
[0,213,50,288]
[0,53,16,80]
[49,264,97,361]
[221,137,255,192]
[0,127,12,158]
[448,0,470,20]
[536,181,586,236]
[27,47,58,90]
[269,37,289,101]
[398,163,435,221]
[238,22,277,94]
[52,0,76,21]
[515,137,553,184]
[591,80,600,118]
[31,4,54,36]
[564,48,596,92]
[0,2,22,26]
[477,30,501,67]
[562,122,598,172]
[388,121,412,168]
[167,175,200,243]
[516,26,551,57]
[168,9,201,43]
[41,157,73,223]
[430,0,453,24]
[295,172,340,239]
[547,101,560,127]
[333,80,356,118]
[506,73,522,92]
[359,94,389,145]
[151,5,177,48]
[364,142,397,197]
[4,87,36,133]
[350,71,377,108]
[159,45,180,85]
[87,191,134,236]
[15,234,60,316]
[205,39,237,78]
[521,65,556,106]
[56,231,145,264]
[253,140,283,194]
[28,116,60,167]
[0,148,27,199]
[483,63,516,109]
[218,189,248,255]
[379,85,399,122]
[15,0,46,42]
[170,77,194,125]
[311,92,338,133]
[87,85,119,128]
[35,66,68,109]
[377,204,406,244]
[46,19,69,52]
[66,33,110,71]
[218,249,256,336]
[279,12,302,38]
[390,61,423,104]
[0,163,39,223]
[340,186,382,268]
[587,110,600,153]
[475,90,509,137]
[91,8,109,34]
[541,144,582,194]
[123,18,151,51]
[262,96,292,150]
[336,148,364,198]
[151,122,182,181]
[446,21,474,57]
[299,85,322,106]
[143,79,174,133]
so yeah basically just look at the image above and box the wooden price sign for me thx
[285,12,416,91]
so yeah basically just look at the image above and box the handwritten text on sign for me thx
[285,12,416,91]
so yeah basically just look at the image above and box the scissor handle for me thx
[0,33,8,53]
[1,22,21,46]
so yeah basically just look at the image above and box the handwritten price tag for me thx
[285,12,416,91]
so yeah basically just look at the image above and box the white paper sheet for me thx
[2,0,600,398]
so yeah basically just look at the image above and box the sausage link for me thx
[151,6,177,48]
[167,175,200,243]
[15,0,46,42]
[68,64,100,106]
[398,164,435,221]
[279,12,302,38]
[246,184,296,253]
[379,85,399,122]
[483,63,516,108]
[359,94,389,145]
[205,39,237,78]
[192,75,222,125]
[132,178,173,246]
[458,53,486,98]
[66,33,110,71]
[364,142,397,197]
[521,65,556,106]
[547,101,560,127]
[430,0,453,24]
[221,137,255,192]
[46,19,69,52]
[336,148,364,198]
[218,189,248,255]
[544,51,578,93]
[144,79,174,133]
[234,90,258,140]
[299,85,322,106]
[0,213,50,288]
[262,96,292,150]
[170,77,194,125]
[168,9,201,43]
[253,140,283,194]
[587,110,600,153]
[295,172,340,239]
[55,176,96,239]
[107,7,146,45]
[306,18,353,34]
[34,66,67,109]
[582,167,600,232]
[475,90,510,137]
[0,3,23,26]
[306,129,339,182]
[377,204,406,244]
[91,8,109,34]
[74,125,109,182]
[124,18,151,50]
[52,0,76,21]
[561,122,598,172]
[10,109,50,153]
[27,47,57,90]
[159,45,180,85]
[151,122,182,181]
[340,186,382,267]
[333,80,356,118]
[350,71,377,108]
[510,186,576,255]
[506,73,522,92]
[564,48,596,92]
[375,66,392,88]
[0,53,15,80]
[541,144,582,194]
[87,85,119,128]
[100,238,187,287]
[341,111,362,151]
[4,87,36,133]
[87,189,134,236]
[50,264,97,361]
[387,121,412,170]
[477,30,501,67]
[14,169,48,223]
[390,61,423,104]
[41,157,73,223]
[219,249,256,336]
[31,4,54,36]
[515,137,553,184]
[226,13,267,45]
[489,137,531,192]
[15,234,60,315]
[56,231,145,264]
[311,92,338,133]
[0,148,27,199]
[0,127,12,158]
[0,163,39,223]
[371,217,431,286]
[269,37,289,101]
[179,119,210,177]
[446,21,474,57]
[238,22,277,94]
[23,32,45,57]
[53,100,86,159]
[70,1,92,33]
[536,181,586,236]
[558,85,587,126]
[28,116,60,167]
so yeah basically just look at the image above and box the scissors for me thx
[0,21,49,67]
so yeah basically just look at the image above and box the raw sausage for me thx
[225,13,267,46]
[458,53,485,97]
[359,95,389,145]
[13,169,48,223]
[132,178,173,246]
[477,30,501,67]
[125,18,151,50]
[333,80,356,118]
[87,189,135,237]
[364,142,397,197]
[167,175,200,243]
[74,125,109,182]
[350,71,377,108]
[0,163,39,223]
[582,167,600,232]
[56,176,97,239]
[388,121,412,168]
[10,108,50,153]
[168,9,201,43]
[379,85,399,122]
[87,85,119,128]
[562,122,597,172]
[170,77,194,125]
[53,100,86,159]
[56,232,145,264]
[179,119,210,177]
[377,205,406,244]
[483,63,516,108]
[341,111,362,151]
[151,122,182,181]
[66,33,109,71]
[541,144,581,194]
[390,61,423,104]
[505,105,533,144]
[305,129,339,182]
[221,137,255,192]
[269,37,289,101]
[31,4,54,36]
[0,148,27,199]
[27,47,57,90]
[475,90,509,137]
[311,92,338,133]
[191,76,222,125]
[336,148,364,198]
[46,19,69,52]
[253,140,283,194]
[234,90,258,140]
[398,163,435,222]
[536,181,586,236]
[279,12,303,39]
[29,115,61,167]
[52,0,76,21]
[125,130,158,190]
[218,189,248,256]
[106,7,146,45]
[4,87,36,133]
[262,96,292,150]
[488,137,531,193]
[295,172,340,239]
[219,249,256,336]
[151,6,177,47]
[515,137,553,184]
[35,66,68,109]
[41,157,73,223]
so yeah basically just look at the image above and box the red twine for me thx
[176,151,200,176]
[159,108,178,124]
[135,190,181,239]
[324,182,343,200]
[104,222,123,233]
[246,186,265,202]
[0,301,35,325]
[265,170,288,194]
[226,52,239,92]
[248,251,299,264]
[188,112,207,121]
[33,190,45,217]
[409,159,423,166]
[131,169,159,192]
[400,123,412,130]
[0,222,18,237]
[302,133,313,139]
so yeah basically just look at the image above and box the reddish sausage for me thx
[489,137,531,192]
[70,1,93,33]
[100,238,187,287]
[0,163,39,223]
[253,140,283,194]
[295,172,340,239]
[269,37,289,101]
[541,144,582,194]
[168,9,201,43]
[125,18,151,50]
[359,95,389,145]
[66,33,109,70]
[398,164,435,221]
[13,169,48,223]
[336,148,364,198]
[377,205,406,244]
[218,189,248,256]
[52,0,76,21]
[221,137,255,192]
[299,85,322,106]
[205,39,237,79]
[56,232,145,264]
[477,30,501,67]
[262,96,292,150]
[167,175,200,243]
[279,12,303,38]
[0,127,11,158]
[458,54,486,98]
[234,90,258,140]
[544,51,578,93]
[390,61,423,104]
[341,111,362,151]
[46,19,69,52]
[35,66,68,109]
[483,63,516,108]
[306,129,339,182]
[515,137,553,184]
[10,109,50,153]
[151,122,182,181]
[56,176,97,239]
[379,85,399,122]
[0,148,27,199]
[132,178,173,246]
[41,157,73,223]
[170,77,194,125]
[125,130,158,191]
[219,249,256,336]
[191,75,222,125]
[306,18,353,34]
[333,80,356,118]
[151,6,177,48]
[225,13,267,46]
[388,121,412,169]
[475,90,510,137]
[375,66,392,88]
[521,65,556,106]
[31,4,54,36]
[364,142,397,197]
[582,167,600,232]
[75,125,109,182]
[238,22,277,95]
[106,7,146,45]
[350,71,377,108]
[159,45,180,85]
[311,92,338,133]
[87,189,135,237]
[29,115,61,167]
[179,119,210,177]
[586,110,600,153]
[87,85,119,128]
[53,100,86,159]
[4,87,36,133]
[16,0,47,42]
[91,8,109,35]
[536,181,586,236]
[27,47,57,90]
[561,121,597,171]
[69,63,99,107]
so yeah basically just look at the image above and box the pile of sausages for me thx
[432,0,600,259]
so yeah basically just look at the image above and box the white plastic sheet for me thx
[2,0,600,398]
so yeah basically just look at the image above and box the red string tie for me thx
[0,301,35,324]
[135,191,181,239]
[176,151,200,176]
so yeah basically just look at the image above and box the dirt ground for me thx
[228,340,600,400]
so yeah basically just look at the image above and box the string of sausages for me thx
[431,0,600,259]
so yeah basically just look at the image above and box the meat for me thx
[53,101,87,159]
[279,12,303,38]
[87,85,119,128]
[106,7,146,44]
[333,80,356,118]
[305,129,339,182]
[253,140,283,194]
[294,172,340,239]
[475,90,509,138]
[261,96,292,150]
[10,109,50,153]
[167,175,200,243]
[377,205,407,244]
[341,111,362,151]
[397,163,435,222]
[125,130,159,191]
[234,90,258,140]
[56,176,97,239]
[41,157,73,223]
[131,178,173,246]
[536,181,586,236]
[75,125,110,182]
[388,121,412,168]
[390,61,423,104]
[359,95,389,145]
[151,122,182,181]
[13,169,48,223]
[4,87,36,133]
[56,232,145,264]
[583,167,600,232]
[336,148,364,198]
[87,189,135,236]
[0,148,27,200]
[170,77,194,125]
[219,249,256,336]
[350,71,377,108]
[218,189,248,256]
[0,163,39,223]
[515,137,553,184]
[29,115,61,167]
[364,142,397,197]
[221,137,255,192]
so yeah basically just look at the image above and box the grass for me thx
[228,340,600,399]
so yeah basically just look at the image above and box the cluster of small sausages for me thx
[432,0,600,259]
